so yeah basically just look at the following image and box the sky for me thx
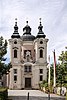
[0,0,67,64]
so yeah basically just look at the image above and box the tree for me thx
[58,50,67,87]
[0,36,12,76]
[50,48,67,87]
[0,36,7,61]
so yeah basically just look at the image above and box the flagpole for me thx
[48,55,50,100]
[53,50,56,87]
[48,55,50,87]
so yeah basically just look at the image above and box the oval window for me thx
[14,41,17,44]
[40,41,43,44]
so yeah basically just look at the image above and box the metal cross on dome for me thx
[15,18,17,26]
[26,21,28,25]
[39,18,42,23]
[15,18,17,21]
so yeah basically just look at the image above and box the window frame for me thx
[14,49,17,58]
[40,75,43,81]
[14,41,17,44]
[40,69,43,74]
[14,69,17,74]
[40,49,43,58]
[40,41,43,44]
[24,65,32,72]
[14,75,17,81]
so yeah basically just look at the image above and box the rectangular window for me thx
[0,76,2,79]
[40,75,43,81]
[14,75,17,81]
[14,69,17,74]
[40,69,43,74]
[24,66,31,72]
[24,66,27,72]
[29,66,31,72]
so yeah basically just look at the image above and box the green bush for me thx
[39,80,53,93]
[0,87,8,100]
[45,87,49,93]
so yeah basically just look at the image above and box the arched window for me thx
[40,49,43,58]
[14,50,17,58]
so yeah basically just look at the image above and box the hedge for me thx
[0,87,8,100]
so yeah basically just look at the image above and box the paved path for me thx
[8,90,65,100]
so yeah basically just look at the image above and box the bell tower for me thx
[9,19,22,89]
[9,19,21,63]
[34,18,48,64]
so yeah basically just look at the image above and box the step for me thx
[8,96,65,100]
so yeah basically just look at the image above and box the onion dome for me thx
[11,18,20,38]
[22,21,35,41]
[36,18,46,38]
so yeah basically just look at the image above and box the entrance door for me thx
[25,78,31,88]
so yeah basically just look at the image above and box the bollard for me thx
[66,90,67,100]
[27,92,29,100]
[48,90,50,100]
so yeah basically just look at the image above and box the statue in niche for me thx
[26,51,31,62]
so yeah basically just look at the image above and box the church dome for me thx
[22,35,35,41]
[21,21,35,41]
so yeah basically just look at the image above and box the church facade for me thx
[8,19,48,89]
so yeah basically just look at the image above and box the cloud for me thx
[0,0,67,64]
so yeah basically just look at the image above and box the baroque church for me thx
[8,19,49,89]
